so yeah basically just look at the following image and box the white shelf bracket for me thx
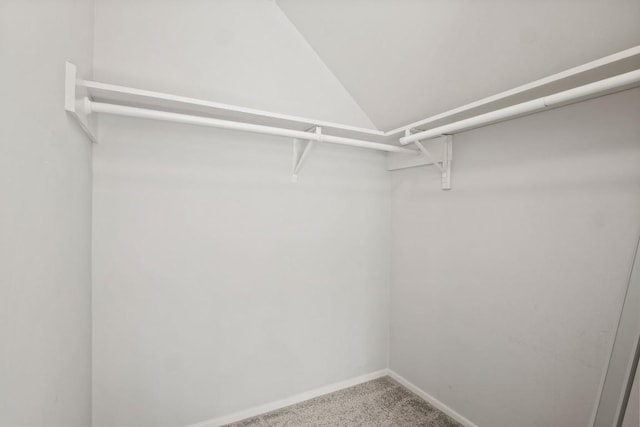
[291,126,319,183]
[64,62,97,143]
[412,141,444,173]
[392,130,452,190]
[441,134,453,190]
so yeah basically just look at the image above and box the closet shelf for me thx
[64,45,640,190]
[387,45,640,137]
[78,78,389,143]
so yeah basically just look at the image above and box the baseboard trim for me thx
[385,369,480,427]
[188,369,388,427]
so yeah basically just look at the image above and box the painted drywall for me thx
[91,1,388,426]
[92,0,375,129]
[621,368,639,427]
[390,88,640,427]
[0,0,94,426]
[594,235,640,426]
[276,0,640,129]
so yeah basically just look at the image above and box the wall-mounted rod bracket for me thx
[441,135,453,190]
[411,129,452,190]
[64,62,97,143]
[413,141,444,173]
[387,131,452,190]
[291,127,320,183]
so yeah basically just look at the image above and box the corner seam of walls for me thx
[386,176,393,371]
[90,1,97,424]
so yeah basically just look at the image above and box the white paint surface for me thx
[594,235,640,426]
[0,0,94,425]
[92,0,375,129]
[92,1,389,425]
[276,0,640,129]
[390,88,640,427]
[622,368,639,427]
[4,2,638,426]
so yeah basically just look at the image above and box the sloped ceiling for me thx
[276,0,640,130]
[93,0,377,129]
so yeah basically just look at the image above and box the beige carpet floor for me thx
[225,376,463,426]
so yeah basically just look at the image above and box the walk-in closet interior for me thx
[2,1,640,426]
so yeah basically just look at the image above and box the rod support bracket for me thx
[64,62,98,143]
[291,126,320,183]
[441,135,453,190]
[410,130,452,190]
[387,130,452,190]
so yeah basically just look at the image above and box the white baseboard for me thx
[188,368,479,427]
[385,369,480,427]
[188,369,388,427]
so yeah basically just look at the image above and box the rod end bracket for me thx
[65,62,98,143]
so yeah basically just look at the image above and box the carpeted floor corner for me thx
[224,376,463,426]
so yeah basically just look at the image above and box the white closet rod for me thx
[399,69,640,145]
[388,45,640,137]
[86,101,415,154]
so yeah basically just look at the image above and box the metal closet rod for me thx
[399,69,640,145]
[85,101,417,154]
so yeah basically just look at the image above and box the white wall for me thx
[621,368,639,427]
[594,235,640,426]
[92,0,375,129]
[0,1,94,426]
[276,0,640,129]
[91,1,389,426]
[390,88,640,427]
